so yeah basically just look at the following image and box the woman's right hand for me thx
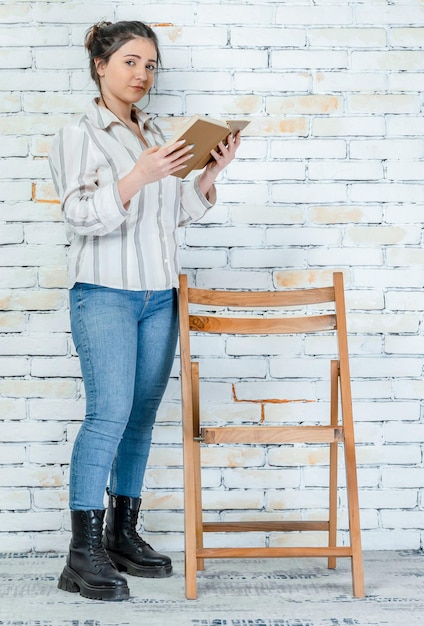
[134,140,193,184]
[118,140,193,208]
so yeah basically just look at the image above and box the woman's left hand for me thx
[206,131,241,176]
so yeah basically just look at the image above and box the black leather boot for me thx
[103,493,172,578]
[58,509,130,601]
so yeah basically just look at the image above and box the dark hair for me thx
[84,20,161,90]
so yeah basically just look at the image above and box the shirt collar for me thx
[86,98,160,135]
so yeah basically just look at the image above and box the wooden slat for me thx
[197,547,353,559]
[189,313,336,335]
[203,521,329,532]
[201,425,344,444]
[188,286,335,307]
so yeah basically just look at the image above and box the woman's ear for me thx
[94,58,105,77]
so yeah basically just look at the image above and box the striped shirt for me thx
[49,99,214,291]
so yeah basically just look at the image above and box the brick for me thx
[223,468,300,489]
[31,357,81,378]
[272,183,347,204]
[32,489,69,510]
[0,181,32,201]
[351,183,424,203]
[0,3,30,23]
[0,357,29,377]
[0,48,31,69]
[158,71,231,92]
[0,489,31,510]
[33,2,112,24]
[0,71,69,92]
[23,93,87,115]
[388,73,424,93]
[227,161,305,182]
[276,5,352,25]
[180,250,226,271]
[349,94,420,114]
[0,136,28,157]
[345,225,417,246]
[386,161,424,181]
[308,205,383,224]
[268,95,342,115]
[157,26,228,47]
[0,466,63,486]
[195,357,267,379]
[271,139,346,159]
[313,116,385,136]
[348,312,419,334]
[198,4,273,24]
[0,26,68,47]
[115,4,195,25]
[272,50,348,70]
[185,94,262,115]
[309,28,386,48]
[266,226,340,246]
[389,27,424,48]
[385,204,424,224]
[185,226,263,248]
[28,312,70,333]
[308,160,383,181]
[231,27,305,48]
[0,202,62,222]
[231,205,304,225]
[2,157,50,179]
[0,512,62,532]
[231,247,306,269]
[0,92,21,113]
[192,48,268,70]
[356,5,424,26]
[0,444,25,464]
[314,71,386,93]
[28,443,73,464]
[352,50,424,71]
[0,378,75,399]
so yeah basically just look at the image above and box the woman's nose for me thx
[136,66,147,81]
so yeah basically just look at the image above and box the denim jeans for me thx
[68,283,178,510]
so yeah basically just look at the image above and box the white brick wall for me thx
[0,0,423,554]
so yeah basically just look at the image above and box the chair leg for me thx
[191,362,205,571]
[183,432,198,600]
[328,359,339,570]
[340,381,365,598]
[182,364,199,600]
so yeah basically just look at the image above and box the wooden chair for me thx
[178,272,364,600]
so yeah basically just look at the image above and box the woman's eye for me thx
[146,64,156,71]
[126,60,135,66]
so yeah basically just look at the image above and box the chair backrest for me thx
[178,271,352,419]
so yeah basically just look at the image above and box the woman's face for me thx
[95,36,158,106]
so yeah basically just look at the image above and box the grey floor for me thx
[0,550,423,625]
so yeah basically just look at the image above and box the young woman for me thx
[49,20,240,601]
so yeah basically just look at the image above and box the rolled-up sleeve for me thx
[49,124,128,237]
[178,175,216,226]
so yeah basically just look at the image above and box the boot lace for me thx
[126,510,151,551]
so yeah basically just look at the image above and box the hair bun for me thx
[84,21,112,53]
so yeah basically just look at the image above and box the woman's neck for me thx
[98,96,134,126]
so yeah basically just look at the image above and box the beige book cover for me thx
[163,114,250,179]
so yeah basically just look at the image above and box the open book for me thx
[164,114,250,179]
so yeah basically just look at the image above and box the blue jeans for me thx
[68,283,178,510]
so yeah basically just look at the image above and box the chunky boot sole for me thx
[58,565,130,601]
[107,550,173,578]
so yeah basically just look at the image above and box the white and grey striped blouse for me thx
[49,98,214,291]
